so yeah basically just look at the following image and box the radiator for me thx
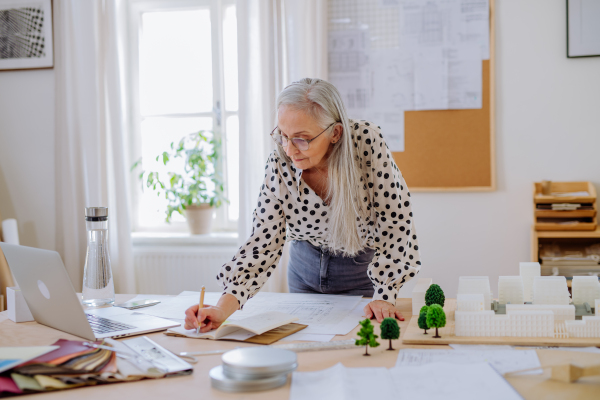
[133,245,237,295]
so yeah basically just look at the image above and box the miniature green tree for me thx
[418,306,429,334]
[355,318,380,356]
[426,304,446,338]
[380,318,400,350]
[425,284,445,307]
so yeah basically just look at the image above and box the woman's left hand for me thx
[364,300,404,323]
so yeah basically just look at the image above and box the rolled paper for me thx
[1,219,19,245]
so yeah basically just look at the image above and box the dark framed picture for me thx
[0,0,54,70]
[567,0,600,58]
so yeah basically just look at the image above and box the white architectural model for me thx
[498,276,524,305]
[533,276,570,305]
[519,262,540,303]
[565,317,600,338]
[411,278,432,315]
[506,304,575,326]
[448,264,600,339]
[457,277,492,310]
[456,294,484,311]
[455,309,554,337]
[571,276,600,306]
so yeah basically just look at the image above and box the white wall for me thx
[400,0,600,299]
[0,69,55,251]
[0,0,599,299]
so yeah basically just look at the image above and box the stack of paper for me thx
[135,291,370,342]
[290,362,522,400]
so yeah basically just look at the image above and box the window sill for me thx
[131,231,239,247]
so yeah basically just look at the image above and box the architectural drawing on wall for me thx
[327,0,490,152]
[0,0,54,70]
[450,265,600,338]
[519,262,541,303]
[497,276,524,305]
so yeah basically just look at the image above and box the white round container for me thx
[209,365,288,392]
[221,347,298,380]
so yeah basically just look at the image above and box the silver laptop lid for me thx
[0,242,96,340]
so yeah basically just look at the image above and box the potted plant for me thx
[132,130,227,235]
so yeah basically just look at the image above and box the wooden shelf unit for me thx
[533,181,597,231]
[531,226,600,277]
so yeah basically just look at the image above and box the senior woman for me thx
[185,78,421,333]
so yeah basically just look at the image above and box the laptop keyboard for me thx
[86,314,136,334]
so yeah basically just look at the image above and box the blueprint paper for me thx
[447,45,482,109]
[291,363,396,400]
[389,362,522,400]
[132,291,221,321]
[414,47,448,110]
[291,362,520,400]
[395,349,542,375]
[235,292,363,335]
[280,333,336,342]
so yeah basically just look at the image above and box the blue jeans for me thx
[287,240,376,297]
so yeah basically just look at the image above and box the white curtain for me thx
[54,0,135,293]
[236,0,328,293]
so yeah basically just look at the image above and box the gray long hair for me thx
[275,78,368,256]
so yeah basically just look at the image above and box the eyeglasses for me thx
[270,122,336,151]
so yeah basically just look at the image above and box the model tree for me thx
[425,284,445,307]
[380,318,400,350]
[426,304,446,338]
[418,305,429,334]
[355,318,380,356]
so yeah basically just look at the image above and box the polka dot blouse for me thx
[217,119,422,307]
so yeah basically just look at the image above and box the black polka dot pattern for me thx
[218,119,422,307]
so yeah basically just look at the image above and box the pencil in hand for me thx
[196,286,205,334]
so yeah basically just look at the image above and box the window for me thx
[127,0,238,232]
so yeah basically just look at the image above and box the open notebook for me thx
[167,311,302,342]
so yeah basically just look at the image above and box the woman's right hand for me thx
[183,293,240,333]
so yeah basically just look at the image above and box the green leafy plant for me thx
[418,305,429,334]
[380,318,400,350]
[131,130,227,222]
[426,304,446,338]
[425,284,445,307]
[355,318,380,356]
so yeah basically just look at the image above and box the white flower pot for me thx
[184,204,214,235]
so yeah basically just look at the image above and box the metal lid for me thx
[85,207,108,220]
[221,347,297,380]
[209,365,288,392]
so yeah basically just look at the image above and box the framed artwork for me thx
[0,0,53,70]
[567,0,600,58]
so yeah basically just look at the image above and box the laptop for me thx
[0,242,179,340]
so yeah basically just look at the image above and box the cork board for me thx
[395,2,496,191]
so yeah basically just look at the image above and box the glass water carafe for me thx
[82,207,115,306]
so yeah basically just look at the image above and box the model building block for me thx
[565,316,600,338]
[455,309,554,337]
[520,262,541,303]
[498,276,524,305]
[533,276,570,305]
[411,278,432,315]
[456,294,484,311]
[505,304,575,326]
[458,277,492,310]
[571,276,600,306]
